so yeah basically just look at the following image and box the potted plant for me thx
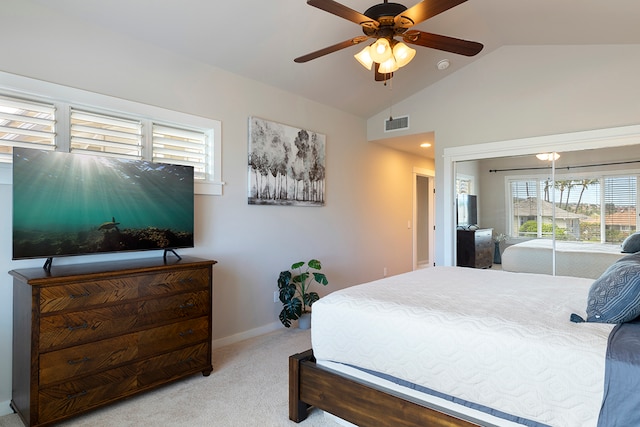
[278,259,328,328]
[493,232,508,264]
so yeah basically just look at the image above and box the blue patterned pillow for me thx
[586,253,640,323]
[621,232,640,253]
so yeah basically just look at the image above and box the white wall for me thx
[367,44,640,265]
[0,1,434,413]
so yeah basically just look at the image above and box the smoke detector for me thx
[437,59,450,70]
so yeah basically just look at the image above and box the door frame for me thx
[413,167,435,269]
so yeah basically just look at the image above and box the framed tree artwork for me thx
[248,117,325,206]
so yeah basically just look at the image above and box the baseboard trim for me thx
[0,400,14,416]
[212,321,282,349]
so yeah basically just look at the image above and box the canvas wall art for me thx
[248,117,325,206]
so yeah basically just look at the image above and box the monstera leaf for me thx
[277,259,329,328]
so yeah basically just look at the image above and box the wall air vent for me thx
[384,115,409,132]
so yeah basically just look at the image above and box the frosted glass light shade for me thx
[393,42,416,68]
[370,38,392,63]
[354,46,374,70]
[536,152,560,161]
[378,57,399,74]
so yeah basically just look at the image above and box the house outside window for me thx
[508,174,638,243]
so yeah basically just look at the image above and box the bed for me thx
[289,265,640,427]
[501,239,625,279]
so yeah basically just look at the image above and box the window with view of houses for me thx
[508,174,639,244]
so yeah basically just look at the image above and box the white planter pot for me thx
[298,313,311,329]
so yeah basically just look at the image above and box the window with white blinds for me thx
[70,109,142,159]
[508,174,639,243]
[456,178,471,194]
[0,79,222,195]
[510,179,541,237]
[152,124,208,180]
[0,96,56,163]
[603,176,638,242]
[456,174,474,195]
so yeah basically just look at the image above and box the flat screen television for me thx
[456,194,478,228]
[12,147,194,267]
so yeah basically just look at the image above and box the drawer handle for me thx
[67,356,91,365]
[69,291,90,299]
[67,322,89,332]
[180,357,194,364]
[179,328,194,337]
[67,390,88,400]
[179,302,195,309]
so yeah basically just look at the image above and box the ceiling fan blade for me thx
[294,36,369,63]
[307,0,379,29]
[395,0,468,28]
[402,30,483,56]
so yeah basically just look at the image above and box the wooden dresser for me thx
[456,228,494,269]
[10,256,216,427]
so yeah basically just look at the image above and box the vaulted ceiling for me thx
[27,0,640,123]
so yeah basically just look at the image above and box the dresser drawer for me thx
[138,316,210,358]
[39,290,210,351]
[38,364,138,423]
[137,342,210,388]
[40,301,139,351]
[135,290,210,326]
[39,278,140,314]
[39,269,209,314]
[139,268,210,296]
[40,334,139,386]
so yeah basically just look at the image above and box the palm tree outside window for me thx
[508,175,638,244]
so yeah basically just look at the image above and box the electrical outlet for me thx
[383,267,387,277]
[273,291,279,303]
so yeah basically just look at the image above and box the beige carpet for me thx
[0,328,339,427]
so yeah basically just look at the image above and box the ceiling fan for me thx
[294,0,483,81]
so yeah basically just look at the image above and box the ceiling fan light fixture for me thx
[378,56,399,74]
[536,152,560,161]
[369,38,393,63]
[354,46,374,70]
[392,42,416,68]
[295,0,484,84]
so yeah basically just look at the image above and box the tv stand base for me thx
[163,248,182,262]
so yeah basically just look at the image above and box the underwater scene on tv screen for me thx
[13,147,194,260]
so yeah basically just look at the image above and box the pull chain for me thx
[387,76,394,121]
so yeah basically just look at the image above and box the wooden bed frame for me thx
[289,349,480,427]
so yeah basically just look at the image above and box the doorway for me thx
[414,167,435,269]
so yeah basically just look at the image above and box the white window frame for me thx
[0,71,223,195]
[505,174,544,239]
[505,169,640,243]
[456,173,474,195]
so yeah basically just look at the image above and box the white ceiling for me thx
[27,0,640,158]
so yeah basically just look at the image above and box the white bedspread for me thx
[501,239,624,279]
[311,267,615,427]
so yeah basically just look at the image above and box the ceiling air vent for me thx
[384,115,409,132]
